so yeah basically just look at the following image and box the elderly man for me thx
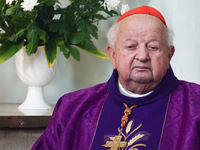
[32,6,200,150]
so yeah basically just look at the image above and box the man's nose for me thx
[135,45,150,62]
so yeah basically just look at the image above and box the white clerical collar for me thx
[118,78,153,98]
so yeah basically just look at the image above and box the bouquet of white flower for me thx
[0,0,129,67]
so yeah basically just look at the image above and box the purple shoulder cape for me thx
[32,82,109,150]
[32,68,200,150]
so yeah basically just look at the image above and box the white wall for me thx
[0,0,200,105]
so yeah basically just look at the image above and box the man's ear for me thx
[167,45,175,69]
[169,45,175,61]
[107,45,117,69]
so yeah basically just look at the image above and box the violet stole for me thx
[90,68,179,150]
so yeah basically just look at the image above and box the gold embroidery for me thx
[103,120,151,150]
[102,136,127,150]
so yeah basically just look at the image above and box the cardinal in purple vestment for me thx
[32,6,200,150]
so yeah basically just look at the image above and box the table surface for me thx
[0,103,55,116]
[0,103,55,128]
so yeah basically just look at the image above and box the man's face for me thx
[107,14,174,94]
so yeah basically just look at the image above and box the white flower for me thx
[21,0,39,11]
[6,0,15,4]
[121,4,130,15]
[104,0,121,11]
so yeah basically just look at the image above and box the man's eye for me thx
[127,45,137,50]
[148,46,158,50]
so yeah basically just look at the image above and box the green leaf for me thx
[60,43,71,59]
[63,30,70,42]
[16,28,26,39]
[12,15,29,28]
[77,39,109,59]
[76,20,98,39]
[0,34,8,45]
[93,14,107,20]
[0,0,5,12]
[45,39,57,67]
[26,41,36,56]
[63,51,71,59]
[83,39,98,54]
[39,30,48,44]
[69,32,85,45]
[102,7,119,16]
[0,40,24,64]
[5,5,21,16]
[41,0,60,6]
[49,20,68,34]
[66,45,80,61]
[26,22,41,55]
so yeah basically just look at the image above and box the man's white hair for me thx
[107,22,174,55]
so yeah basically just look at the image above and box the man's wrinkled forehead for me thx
[118,6,166,25]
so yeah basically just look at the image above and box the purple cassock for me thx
[32,67,200,150]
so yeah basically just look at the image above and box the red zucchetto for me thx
[118,5,166,25]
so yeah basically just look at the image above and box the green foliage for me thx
[66,45,80,61]
[26,22,42,55]
[0,40,24,64]
[45,39,57,67]
[69,33,85,45]
[0,0,119,66]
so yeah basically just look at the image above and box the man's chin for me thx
[131,76,153,84]
[131,72,152,83]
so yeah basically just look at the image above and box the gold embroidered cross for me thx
[102,135,127,150]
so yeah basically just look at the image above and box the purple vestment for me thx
[32,67,200,150]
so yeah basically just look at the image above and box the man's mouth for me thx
[133,66,150,71]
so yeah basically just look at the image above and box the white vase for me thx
[15,46,59,110]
